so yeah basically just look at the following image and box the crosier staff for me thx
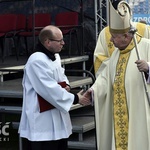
[129,26,150,106]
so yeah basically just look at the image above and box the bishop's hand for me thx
[77,89,92,106]
[135,60,149,73]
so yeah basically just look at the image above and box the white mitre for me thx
[109,0,132,34]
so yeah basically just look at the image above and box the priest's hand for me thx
[135,60,149,73]
[77,89,92,106]
[65,85,71,92]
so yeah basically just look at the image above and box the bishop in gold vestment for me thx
[88,1,150,150]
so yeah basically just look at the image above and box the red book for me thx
[38,81,67,113]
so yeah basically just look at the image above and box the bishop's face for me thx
[110,32,128,50]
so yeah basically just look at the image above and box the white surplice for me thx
[19,53,74,141]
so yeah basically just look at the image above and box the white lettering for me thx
[133,16,150,25]
[2,124,9,136]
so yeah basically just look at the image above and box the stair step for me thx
[72,116,95,133]
[68,129,96,150]
[68,141,96,150]
[71,116,95,141]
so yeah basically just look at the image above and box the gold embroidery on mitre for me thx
[113,52,130,150]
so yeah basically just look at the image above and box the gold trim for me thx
[106,26,115,56]
[94,55,107,73]
[136,22,146,37]
[109,27,130,34]
[113,52,130,150]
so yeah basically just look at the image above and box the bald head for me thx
[38,25,64,54]
[39,25,62,44]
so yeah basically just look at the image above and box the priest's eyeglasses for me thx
[49,38,64,43]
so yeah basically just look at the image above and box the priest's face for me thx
[46,29,65,54]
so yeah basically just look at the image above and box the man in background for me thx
[94,0,150,78]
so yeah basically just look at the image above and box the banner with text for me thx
[133,14,150,25]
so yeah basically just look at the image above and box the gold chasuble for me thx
[113,36,141,150]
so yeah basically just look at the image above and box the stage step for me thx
[68,129,96,150]
[71,116,95,141]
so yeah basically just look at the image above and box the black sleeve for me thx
[144,72,148,80]
[73,94,79,104]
